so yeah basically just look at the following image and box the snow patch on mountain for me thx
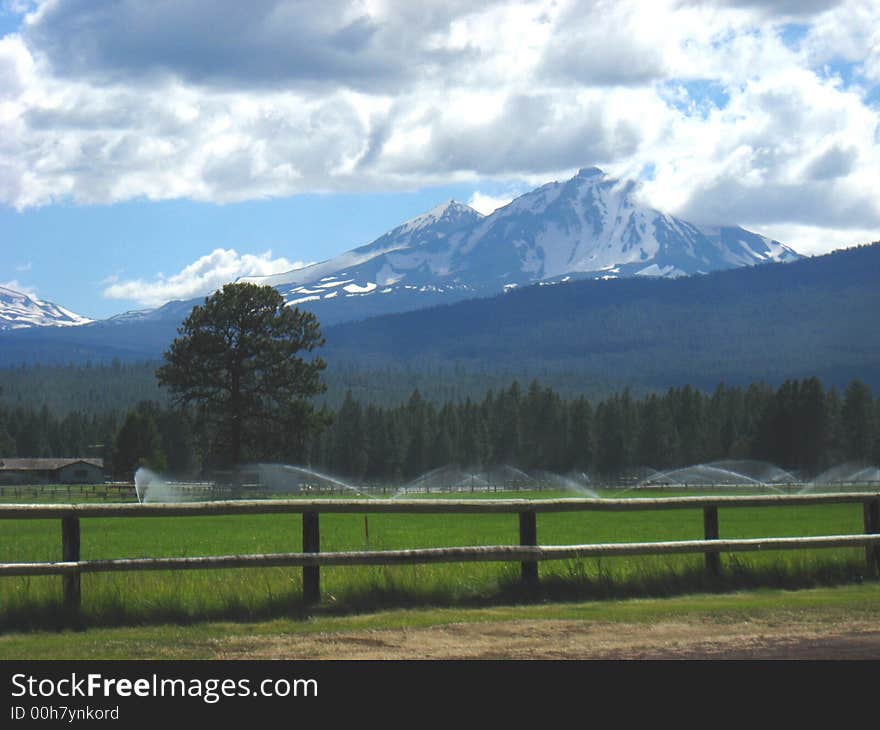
[0,286,92,331]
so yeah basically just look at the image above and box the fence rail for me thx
[2,492,878,517]
[1,492,879,612]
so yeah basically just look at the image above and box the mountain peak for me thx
[575,166,605,180]
[428,199,463,215]
[398,199,483,234]
[0,285,92,331]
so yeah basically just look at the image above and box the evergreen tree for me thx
[566,397,594,472]
[459,399,490,468]
[156,408,196,477]
[671,385,705,466]
[15,409,50,457]
[492,382,522,466]
[0,387,13,456]
[403,389,430,478]
[595,397,627,476]
[719,385,748,458]
[2,372,871,483]
[334,391,368,478]
[873,398,880,465]
[797,377,827,473]
[156,283,327,467]
[432,403,458,469]
[841,379,874,461]
[113,403,168,479]
[824,387,844,466]
[637,394,677,469]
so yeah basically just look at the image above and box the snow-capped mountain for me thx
[243,167,800,321]
[243,199,487,310]
[102,299,204,326]
[455,167,799,280]
[2,167,800,337]
[0,285,92,331]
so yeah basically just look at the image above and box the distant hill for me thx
[0,242,876,393]
[0,315,180,366]
[319,242,880,391]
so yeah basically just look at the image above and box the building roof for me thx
[0,458,104,471]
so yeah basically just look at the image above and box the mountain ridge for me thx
[240,166,800,323]
[2,167,800,332]
[0,286,92,332]
[318,241,880,390]
[0,243,876,395]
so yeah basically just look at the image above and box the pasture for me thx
[1,485,876,631]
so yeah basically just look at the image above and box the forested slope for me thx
[322,243,880,390]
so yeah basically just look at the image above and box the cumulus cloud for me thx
[102,248,311,307]
[638,66,880,233]
[802,0,880,82]
[0,0,877,253]
[21,0,498,91]
[539,0,670,86]
[372,88,653,179]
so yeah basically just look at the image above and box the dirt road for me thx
[213,617,880,659]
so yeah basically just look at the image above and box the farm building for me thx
[0,458,105,485]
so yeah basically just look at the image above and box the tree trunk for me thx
[230,364,242,466]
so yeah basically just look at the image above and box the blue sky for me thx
[1,1,878,319]
[0,182,518,317]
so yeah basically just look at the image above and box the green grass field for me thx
[0,487,876,631]
[2,583,879,660]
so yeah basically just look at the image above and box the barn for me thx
[0,458,105,485]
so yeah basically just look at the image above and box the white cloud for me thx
[0,0,877,253]
[802,0,880,81]
[630,66,880,236]
[467,191,515,215]
[539,1,672,86]
[102,249,311,307]
[750,222,880,256]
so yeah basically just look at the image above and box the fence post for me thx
[61,514,81,615]
[519,510,539,589]
[703,506,720,578]
[302,511,320,605]
[864,499,880,577]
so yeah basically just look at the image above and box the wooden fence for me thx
[1,492,878,612]
[0,483,135,502]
